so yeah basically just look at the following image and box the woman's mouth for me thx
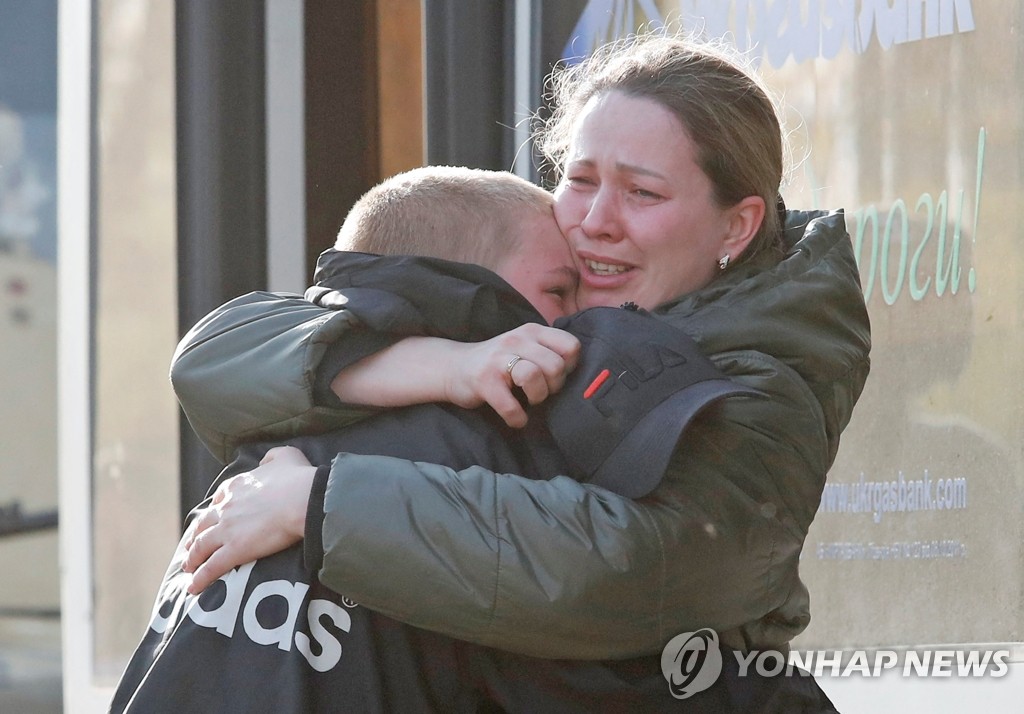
[583,259,631,276]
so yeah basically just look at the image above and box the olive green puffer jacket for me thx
[170,209,870,659]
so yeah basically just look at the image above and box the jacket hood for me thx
[658,209,871,464]
[309,249,546,340]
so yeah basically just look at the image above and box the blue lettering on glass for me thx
[818,470,969,523]
[562,0,665,63]
[879,199,909,306]
[562,0,976,67]
[852,128,985,305]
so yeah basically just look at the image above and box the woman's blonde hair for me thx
[336,166,553,270]
[536,34,785,265]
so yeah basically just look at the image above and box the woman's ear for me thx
[723,195,766,257]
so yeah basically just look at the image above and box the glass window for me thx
[0,0,61,710]
[91,0,179,685]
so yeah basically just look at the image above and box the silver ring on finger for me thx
[506,354,524,377]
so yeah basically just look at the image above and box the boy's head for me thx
[336,166,578,322]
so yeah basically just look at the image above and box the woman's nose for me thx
[580,188,623,242]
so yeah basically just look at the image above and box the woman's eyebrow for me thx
[567,157,666,181]
[615,161,667,180]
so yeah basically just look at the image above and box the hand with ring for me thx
[506,354,524,377]
[440,323,580,428]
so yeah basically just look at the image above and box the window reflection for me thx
[91,0,179,684]
[0,0,61,709]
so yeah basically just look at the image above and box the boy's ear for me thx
[723,195,766,256]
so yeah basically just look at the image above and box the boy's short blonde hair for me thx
[335,166,554,269]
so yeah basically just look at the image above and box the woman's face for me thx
[554,91,738,310]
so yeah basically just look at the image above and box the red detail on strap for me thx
[583,369,611,399]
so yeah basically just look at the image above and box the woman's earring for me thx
[718,254,730,271]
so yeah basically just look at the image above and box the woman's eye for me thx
[566,175,594,187]
[632,188,661,200]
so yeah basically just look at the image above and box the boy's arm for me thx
[170,291,387,463]
[170,254,548,462]
[172,290,579,462]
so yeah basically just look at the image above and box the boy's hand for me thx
[182,446,314,594]
[443,324,580,428]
